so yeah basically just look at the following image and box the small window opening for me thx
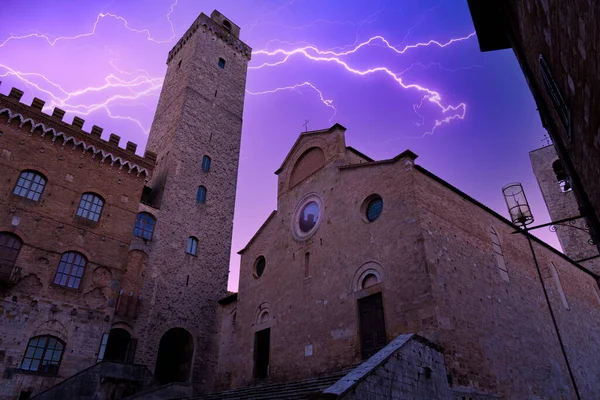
[552,159,572,192]
[304,252,310,278]
[177,60,182,70]
[186,275,189,286]
[196,186,207,204]
[550,262,569,309]
[490,228,509,282]
[202,155,211,173]
[186,237,198,256]
[214,90,218,97]
[222,20,232,31]
[255,256,266,278]
[218,58,226,69]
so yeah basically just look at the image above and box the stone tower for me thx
[530,145,600,274]
[131,10,251,392]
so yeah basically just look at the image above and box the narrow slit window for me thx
[196,186,207,204]
[539,55,571,137]
[202,155,211,173]
[186,237,198,256]
[218,58,226,69]
[550,262,569,309]
[304,252,310,278]
[490,228,509,282]
[552,159,572,192]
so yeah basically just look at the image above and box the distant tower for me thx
[131,10,251,391]
[530,145,600,273]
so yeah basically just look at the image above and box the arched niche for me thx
[154,328,194,384]
[289,147,326,188]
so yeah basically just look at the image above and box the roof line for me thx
[339,149,418,170]
[238,210,277,255]
[414,165,599,280]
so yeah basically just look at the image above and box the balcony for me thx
[0,264,21,288]
[114,290,142,319]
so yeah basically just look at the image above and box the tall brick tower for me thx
[530,145,600,274]
[131,10,251,392]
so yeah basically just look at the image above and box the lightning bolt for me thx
[251,32,475,136]
[246,82,336,123]
[0,0,178,48]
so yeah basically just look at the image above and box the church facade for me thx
[214,124,600,399]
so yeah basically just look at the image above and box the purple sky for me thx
[0,0,559,291]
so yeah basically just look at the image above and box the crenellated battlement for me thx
[0,83,156,176]
[166,10,252,64]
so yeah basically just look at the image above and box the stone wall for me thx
[132,11,251,394]
[415,165,600,399]
[0,93,152,399]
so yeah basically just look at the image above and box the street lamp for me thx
[502,182,581,400]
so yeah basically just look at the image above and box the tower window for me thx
[222,20,232,31]
[133,212,156,240]
[76,193,104,222]
[539,55,570,138]
[254,256,266,278]
[552,159,572,192]
[490,227,509,282]
[20,336,64,375]
[13,170,46,201]
[218,58,226,69]
[202,155,211,172]
[186,237,198,256]
[53,252,87,289]
[197,186,207,204]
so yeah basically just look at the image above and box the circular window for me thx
[254,256,266,277]
[363,195,383,222]
[299,201,320,233]
[292,194,324,240]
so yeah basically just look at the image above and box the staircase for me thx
[191,367,356,400]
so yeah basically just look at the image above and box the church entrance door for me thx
[254,328,270,379]
[358,292,387,359]
[154,328,194,384]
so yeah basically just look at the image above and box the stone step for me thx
[192,367,356,400]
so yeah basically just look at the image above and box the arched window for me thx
[76,193,104,222]
[539,55,570,137]
[0,232,23,279]
[13,170,46,201]
[202,155,211,173]
[196,186,207,204]
[53,252,87,289]
[134,213,156,240]
[552,159,572,192]
[21,336,65,375]
[218,58,226,69]
[490,228,509,282]
[186,237,198,256]
[222,20,232,31]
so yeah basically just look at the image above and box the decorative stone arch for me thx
[352,261,385,292]
[111,321,134,334]
[253,302,273,327]
[32,320,68,343]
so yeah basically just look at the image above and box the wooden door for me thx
[358,292,387,359]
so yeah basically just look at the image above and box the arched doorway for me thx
[104,328,132,363]
[154,328,194,384]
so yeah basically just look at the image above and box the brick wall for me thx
[0,93,152,399]
[530,145,600,273]
[503,0,600,249]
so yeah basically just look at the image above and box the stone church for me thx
[0,9,599,400]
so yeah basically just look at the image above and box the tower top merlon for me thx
[166,10,252,64]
